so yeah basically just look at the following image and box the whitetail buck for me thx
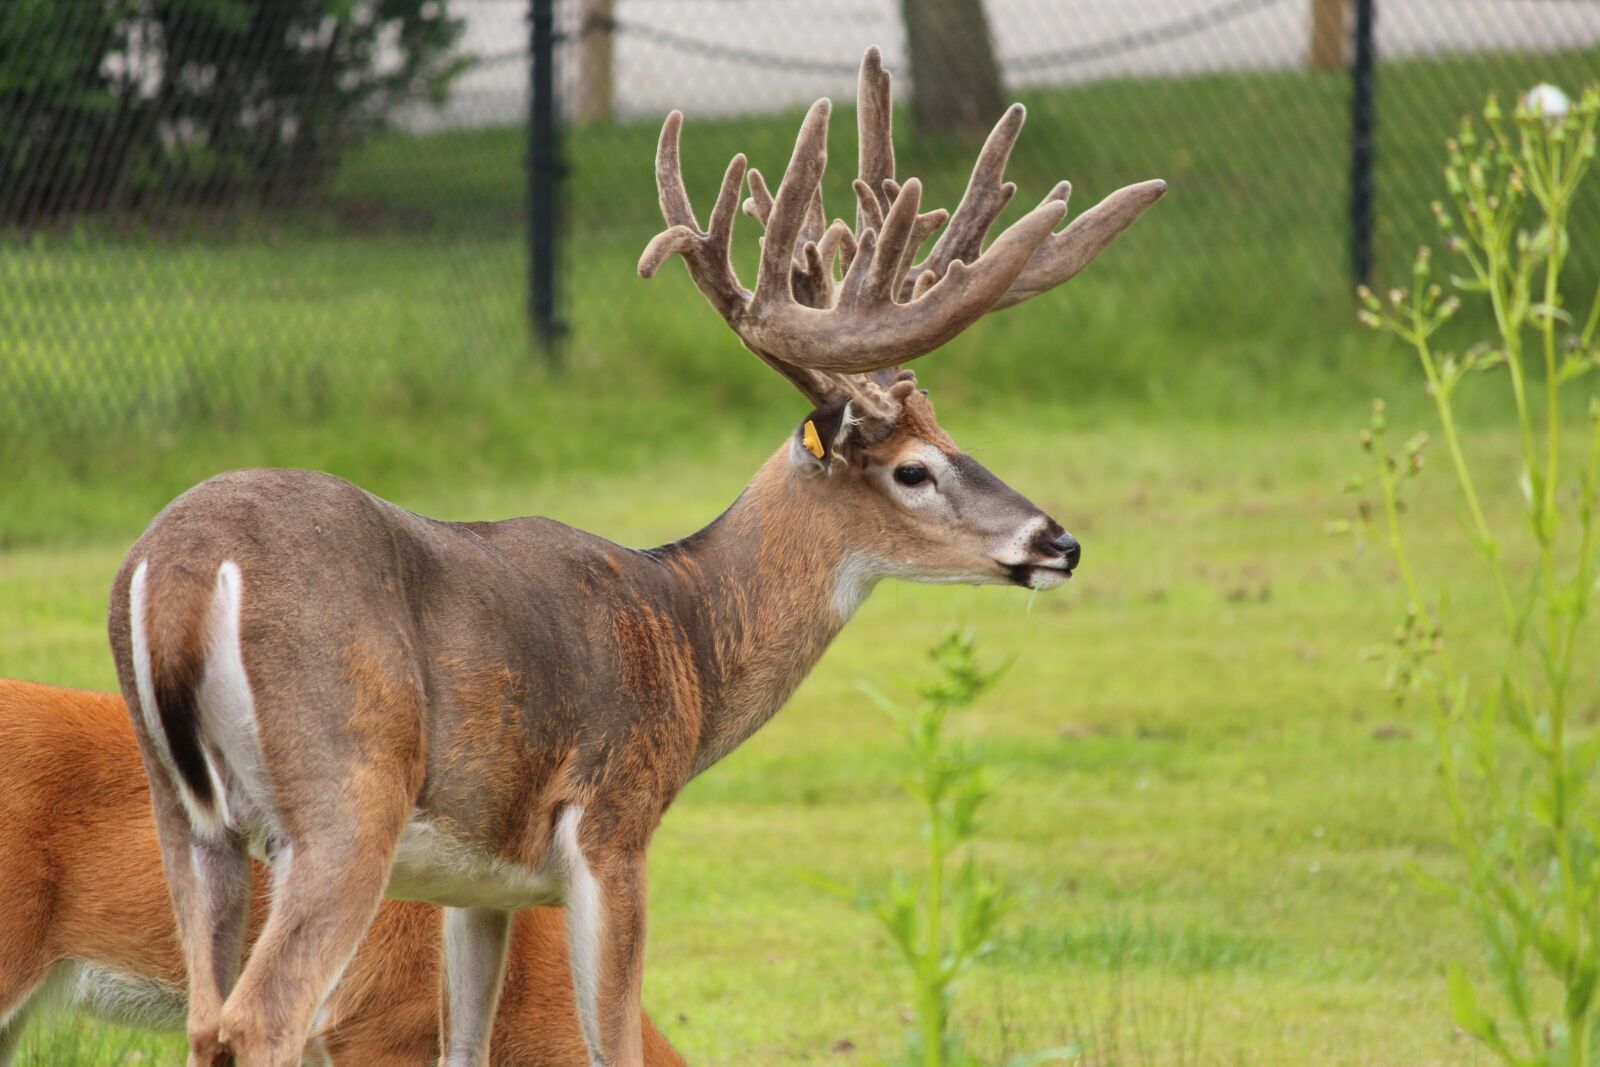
[0,678,684,1067]
[107,47,1162,1067]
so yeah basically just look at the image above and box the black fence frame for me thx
[521,0,1386,357]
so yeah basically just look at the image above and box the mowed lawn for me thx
[1,405,1544,1066]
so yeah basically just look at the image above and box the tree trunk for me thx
[573,0,616,125]
[1308,0,1348,70]
[900,0,1004,138]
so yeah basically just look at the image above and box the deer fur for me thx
[0,678,683,1067]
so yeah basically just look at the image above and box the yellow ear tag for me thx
[802,420,826,460]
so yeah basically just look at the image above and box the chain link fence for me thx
[2,0,1598,446]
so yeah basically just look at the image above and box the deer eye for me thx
[893,464,929,487]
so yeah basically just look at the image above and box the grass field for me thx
[3,46,1599,1067]
[2,408,1548,1066]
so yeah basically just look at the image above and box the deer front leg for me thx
[559,813,647,1067]
[439,907,513,1066]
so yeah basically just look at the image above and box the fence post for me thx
[1348,0,1376,286]
[528,0,564,358]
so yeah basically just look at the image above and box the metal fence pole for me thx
[528,0,564,358]
[1349,0,1376,286]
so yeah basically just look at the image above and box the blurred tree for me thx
[0,0,464,223]
[0,0,134,221]
[900,0,1003,138]
[573,0,615,125]
[147,0,464,206]
[1308,0,1348,69]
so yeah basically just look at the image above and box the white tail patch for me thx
[198,561,272,837]
[128,560,224,838]
[127,562,167,771]
[129,560,273,842]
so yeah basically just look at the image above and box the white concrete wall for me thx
[399,0,1600,131]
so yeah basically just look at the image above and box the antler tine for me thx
[743,168,773,226]
[652,109,696,228]
[913,103,1024,284]
[996,178,1168,309]
[856,45,894,232]
[804,187,827,247]
[855,49,947,298]
[752,98,831,311]
[638,111,750,321]
[745,170,827,252]
[858,177,924,307]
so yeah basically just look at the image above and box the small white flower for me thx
[1524,83,1570,122]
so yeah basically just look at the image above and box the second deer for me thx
[0,678,683,1067]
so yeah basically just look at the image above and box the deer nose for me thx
[1053,533,1081,570]
[1034,525,1080,570]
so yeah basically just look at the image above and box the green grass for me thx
[0,405,1568,1066]
[4,45,1600,1066]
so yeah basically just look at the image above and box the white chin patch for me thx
[1024,566,1071,591]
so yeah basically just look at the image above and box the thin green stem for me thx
[1581,277,1600,353]
[1486,245,1539,497]
[1539,198,1567,554]
[1555,406,1600,740]
[1412,332,1521,635]
[922,792,945,1067]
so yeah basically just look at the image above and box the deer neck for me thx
[649,447,877,776]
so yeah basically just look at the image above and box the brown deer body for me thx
[0,678,684,1067]
[108,48,1162,1067]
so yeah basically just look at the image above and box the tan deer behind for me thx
[0,678,684,1067]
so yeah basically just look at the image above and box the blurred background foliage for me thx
[2,2,1597,544]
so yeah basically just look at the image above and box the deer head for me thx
[640,47,1163,593]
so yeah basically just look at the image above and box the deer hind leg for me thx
[0,995,36,1067]
[0,861,53,1067]
[173,831,252,1067]
[126,728,252,1067]
[0,974,48,1067]
[216,789,409,1067]
[216,647,423,1067]
[440,907,513,1067]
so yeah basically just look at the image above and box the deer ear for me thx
[789,400,854,476]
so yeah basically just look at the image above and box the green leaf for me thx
[1566,961,1599,1023]
[1448,964,1497,1042]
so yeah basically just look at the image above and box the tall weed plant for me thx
[851,633,1073,1067]
[1350,86,1600,1065]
